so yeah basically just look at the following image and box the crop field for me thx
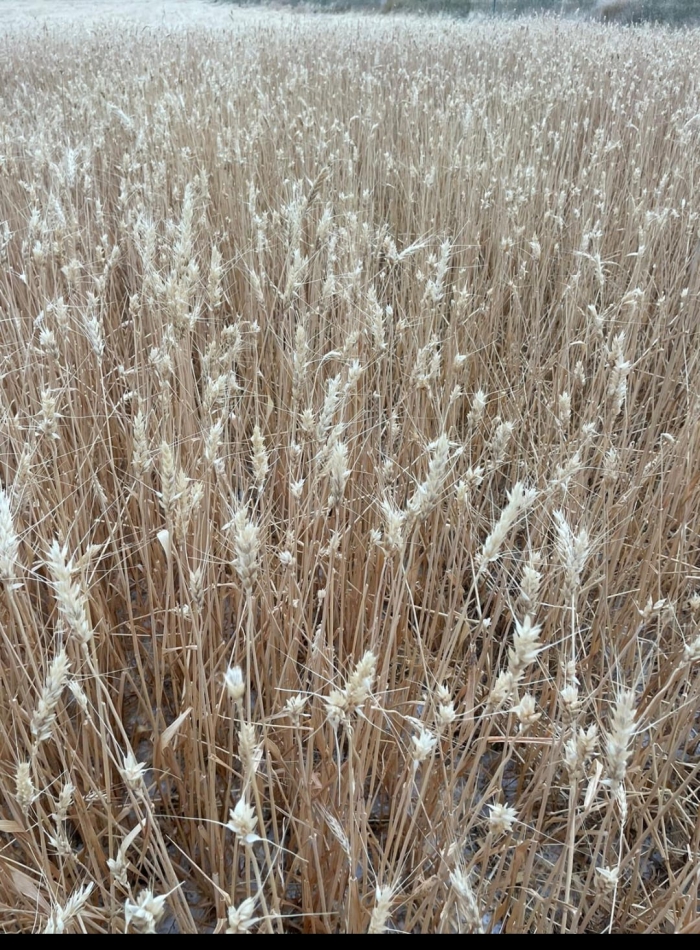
[0,1,699,934]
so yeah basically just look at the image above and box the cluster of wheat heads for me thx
[1,10,699,934]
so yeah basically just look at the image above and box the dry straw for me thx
[0,6,699,935]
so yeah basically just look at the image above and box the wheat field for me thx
[1,5,699,934]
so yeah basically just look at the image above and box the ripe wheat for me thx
[0,6,699,934]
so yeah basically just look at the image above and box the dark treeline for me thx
[218,0,700,25]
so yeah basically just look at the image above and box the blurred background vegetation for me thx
[217,0,700,24]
